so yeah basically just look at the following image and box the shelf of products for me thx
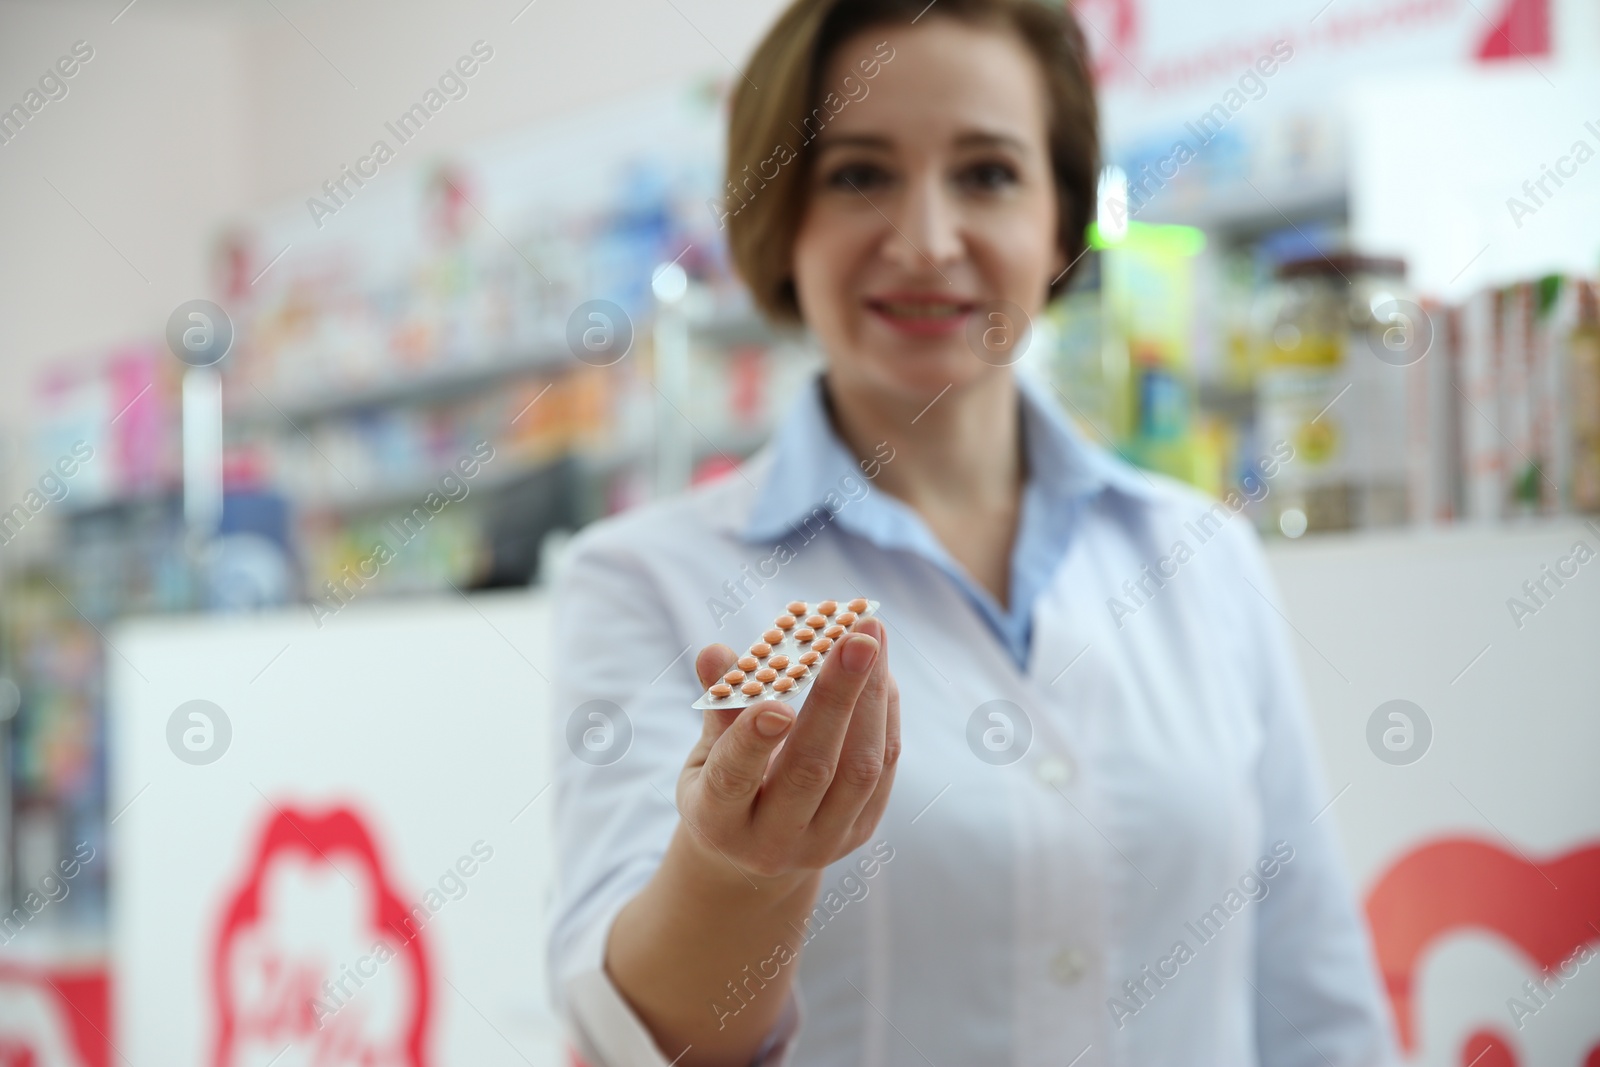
[1040,215,1598,538]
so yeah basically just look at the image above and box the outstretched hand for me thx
[674,615,901,889]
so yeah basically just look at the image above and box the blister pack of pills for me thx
[693,598,879,711]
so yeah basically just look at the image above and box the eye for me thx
[959,160,1020,192]
[825,161,892,192]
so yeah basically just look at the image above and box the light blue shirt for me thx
[742,372,1152,669]
[548,370,1398,1067]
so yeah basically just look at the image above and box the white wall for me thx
[0,2,248,498]
[1349,65,1600,299]
[231,0,783,206]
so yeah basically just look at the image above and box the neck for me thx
[824,370,1025,513]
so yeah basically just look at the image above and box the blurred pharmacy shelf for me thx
[227,315,779,429]
[230,336,572,426]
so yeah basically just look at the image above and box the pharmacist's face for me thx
[792,18,1065,403]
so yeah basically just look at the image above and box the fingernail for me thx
[755,707,794,737]
[841,633,879,674]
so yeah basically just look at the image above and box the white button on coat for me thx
[1050,947,1089,986]
[1036,755,1075,788]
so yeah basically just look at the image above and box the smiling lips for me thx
[866,293,980,336]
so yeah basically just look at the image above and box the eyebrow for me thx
[813,130,1029,153]
[954,130,1028,152]
[812,133,892,153]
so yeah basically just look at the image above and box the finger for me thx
[807,617,891,841]
[756,626,880,829]
[682,644,744,771]
[848,669,901,847]
[696,643,738,690]
[694,699,798,840]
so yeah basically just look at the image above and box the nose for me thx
[880,168,963,279]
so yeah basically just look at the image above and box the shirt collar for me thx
[738,370,1157,545]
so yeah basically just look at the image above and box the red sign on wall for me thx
[0,964,109,1067]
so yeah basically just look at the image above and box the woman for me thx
[549,0,1396,1063]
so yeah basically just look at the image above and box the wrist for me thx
[666,823,820,904]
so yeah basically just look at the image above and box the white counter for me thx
[97,521,1598,1066]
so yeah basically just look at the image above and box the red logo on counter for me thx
[211,805,433,1066]
[1365,837,1600,1065]
[0,964,109,1067]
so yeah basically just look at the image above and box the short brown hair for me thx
[724,0,1100,325]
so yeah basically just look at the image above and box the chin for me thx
[838,331,991,405]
